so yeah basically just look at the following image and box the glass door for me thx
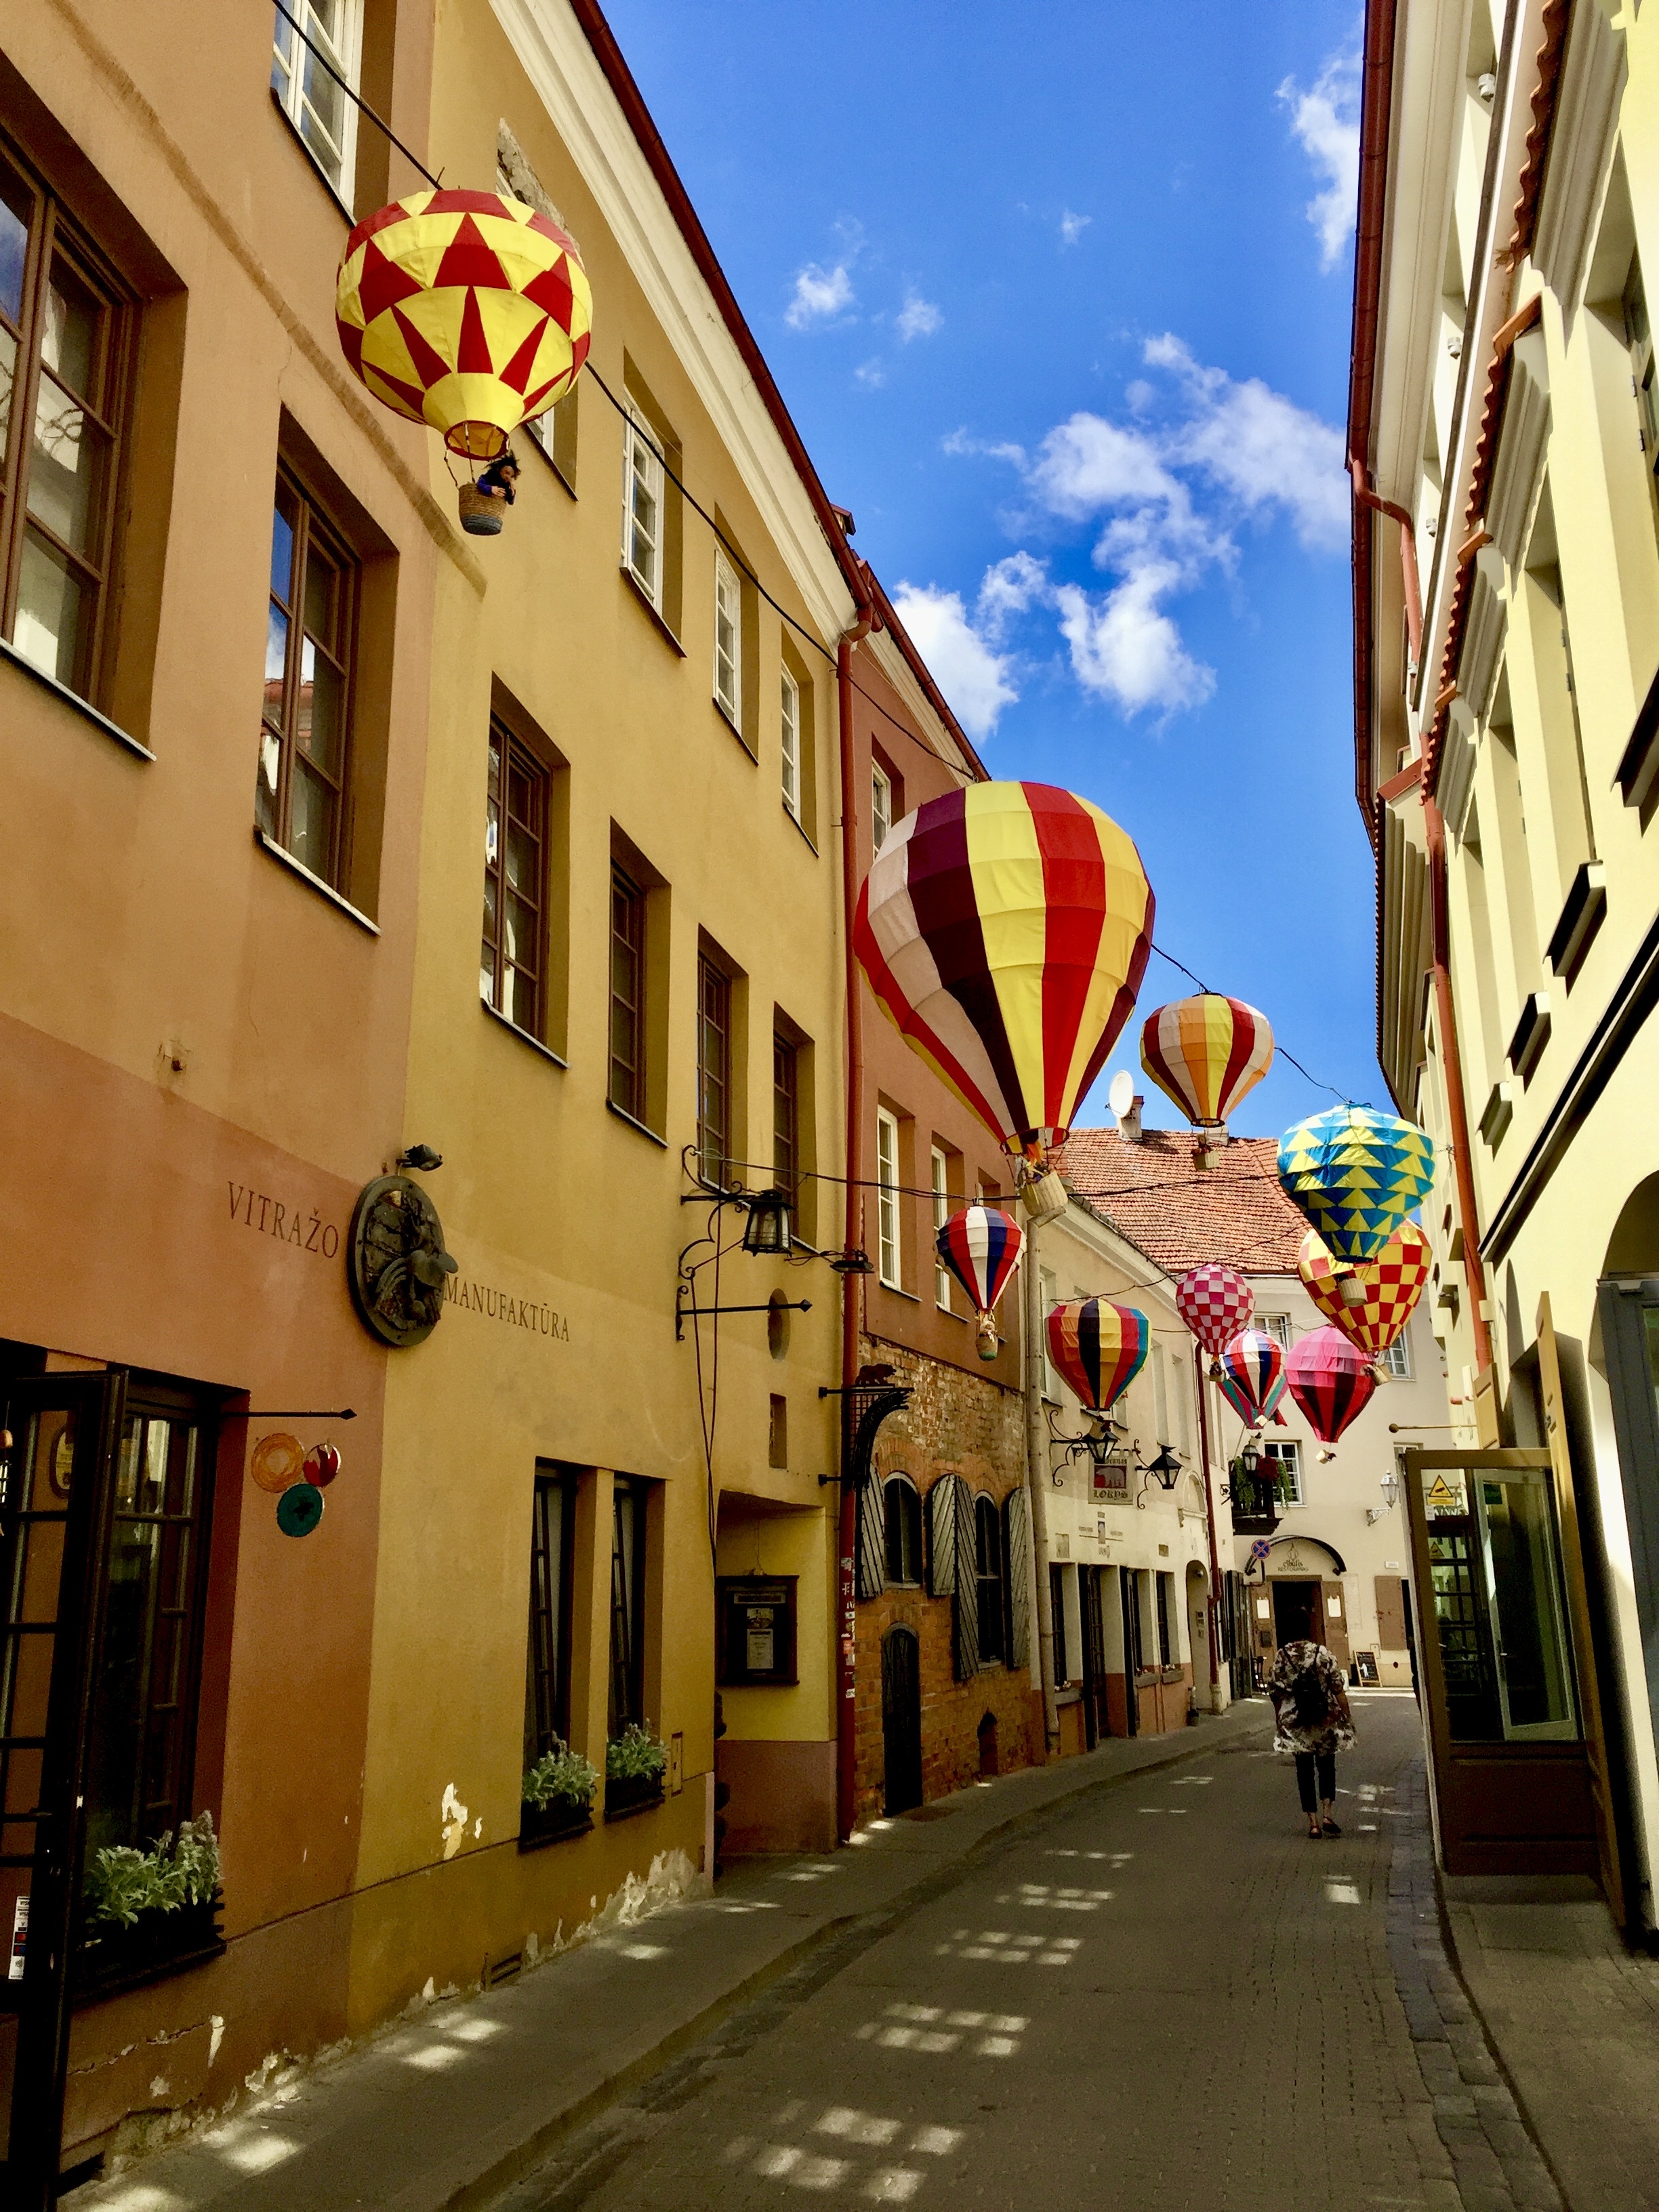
[1599,1275,1659,1794]
[0,1372,125,2211]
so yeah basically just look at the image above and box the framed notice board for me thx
[716,1576,798,1686]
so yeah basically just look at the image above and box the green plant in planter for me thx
[522,1739,599,1812]
[606,1721,667,1782]
[84,1811,220,1929]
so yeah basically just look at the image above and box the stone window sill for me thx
[0,636,154,760]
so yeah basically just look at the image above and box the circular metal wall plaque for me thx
[348,1174,457,1348]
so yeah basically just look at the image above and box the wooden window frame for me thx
[270,0,365,202]
[696,950,733,1185]
[975,1492,1005,1665]
[481,714,550,1041]
[259,464,360,890]
[608,1477,647,1739]
[780,664,801,820]
[609,865,646,1120]
[876,1107,902,1289]
[0,145,136,710]
[884,1475,922,1588]
[525,1466,576,1763]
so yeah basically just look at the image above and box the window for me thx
[696,953,731,1183]
[260,470,358,886]
[781,666,801,821]
[1263,1437,1303,1506]
[1379,1334,1413,1381]
[773,1031,798,1200]
[871,761,893,852]
[1123,1567,1146,1675]
[609,866,646,1120]
[1040,1267,1060,1399]
[932,1146,953,1310]
[0,152,132,703]
[713,550,741,725]
[1050,1564,1069,1685]
[480,716,550,1038]
[85,1402,215,1859]
[1155,1572,1174,1666]
[769,1395,787,1469]
[621,403,663,611]
[1258,1314,1293,1350]
[1624,250,1659,539]
[876,1107,902,1288]
[884,1477,922,1586]
[270,0,363,201]
[608,1477,647,1738]
[524,1467,575,1767]
[975,1494,1004,1664]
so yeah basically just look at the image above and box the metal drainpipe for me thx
[1193,1344,1224,1708]
[836,607,872,1844]
[1349,459,1423,670]
[1022,1219,1061,1758]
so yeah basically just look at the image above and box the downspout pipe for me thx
[1350,458,1423,673]
[1023,1221,1061,1759]
[1421,790,1494,1375]
[1193,1345,1224,1708]
[836,594,874,1844]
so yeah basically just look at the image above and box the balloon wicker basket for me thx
[459,482,505,537]
[1020,1170,1069,1224]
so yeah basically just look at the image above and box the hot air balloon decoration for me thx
[1284,1325,1377,1443]
[1277,1107,1434,1296]
[1174,1263,1254,1378]
[855,782,1153,1223]
[1046,1299,1149,1414]
[335,189,592,534]
[1216,1328,1284,1429]
[1140,994,1273,1165]
[1297,1224,1431,1368]
[936,1204,1024,1360]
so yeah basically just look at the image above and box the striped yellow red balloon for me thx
[853,781,1154,1166]
[336,190,592,461]
[1139,994,1273,1128]
[1046,1298,1149,1412]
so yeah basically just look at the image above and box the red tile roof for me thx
[1055,1126,1307,1277]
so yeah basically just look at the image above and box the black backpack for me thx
[1288,1650,1330,1729]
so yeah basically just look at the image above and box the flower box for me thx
[518,1797,594,1851]
[77,1891,225,1997]
[604,1772,665,1821]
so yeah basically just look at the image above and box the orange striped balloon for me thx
[1139,994,1273,1128]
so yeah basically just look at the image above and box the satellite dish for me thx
[1108,1069,1135,1120]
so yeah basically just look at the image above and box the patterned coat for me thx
[1266,1639,1357,1757]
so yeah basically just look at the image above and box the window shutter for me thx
[1374,1575,1407,1650]
[856,1474,886,1601]
[928,1477,956,1596]
[952,1478,980,1681]
[1004,1487,1032,1671]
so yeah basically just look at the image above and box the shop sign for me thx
[348,1176,457,1348]
[227,1181,340,1258]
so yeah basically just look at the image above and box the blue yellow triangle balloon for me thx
[1275,1105,1434,1263]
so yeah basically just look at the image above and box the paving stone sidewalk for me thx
[69,1708,1262,2212]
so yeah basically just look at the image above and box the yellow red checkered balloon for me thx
[336,190,592,461]
[1296,1223,1430,1359]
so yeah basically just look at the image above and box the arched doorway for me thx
[882,1626,922,1814]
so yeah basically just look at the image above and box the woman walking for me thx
[1267,1616,1355,1839]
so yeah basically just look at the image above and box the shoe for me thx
[1322,1818,1342,1836]
[1307,1828,1322,1840]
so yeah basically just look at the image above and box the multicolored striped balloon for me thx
[336,190,592,461]
[1046,1298,1149,1412]
[1298,1225,1431,1360]
[935,1205,1024,1320]
[1216,1328,1284,1426]
[1285,1325,1377,1443]
[853,783,1154,1168]
[1140,994,1274,1128]
[1277,1106,1435,1264]
[1174,1264,1254,1360]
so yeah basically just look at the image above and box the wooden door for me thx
[1080,1569,1107,1744]
[1320,1580,1352,1670]
[881,1628,922,1815]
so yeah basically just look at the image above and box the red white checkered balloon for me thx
[1174,1264,1254,1359]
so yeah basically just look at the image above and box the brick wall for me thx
[853,1334,1040,1821]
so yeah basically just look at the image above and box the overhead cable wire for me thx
[272,0,443,191]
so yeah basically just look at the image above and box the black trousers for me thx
[1295,1748,1336,1811]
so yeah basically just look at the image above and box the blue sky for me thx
[607,2,1374,1138]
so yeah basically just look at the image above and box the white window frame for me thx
[1263,1437,1303,1506]
[271,0,364,202]
[621,403,663,611]
[1259,1313,1293,1350]
[871,762,892,853]
[714,551,741,726]
[876,1109,902,1288]
[781,666,801,821]
[1379,1334,1412,1380]
[932,1145,952,1311]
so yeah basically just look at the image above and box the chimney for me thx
[1114,1092,1145,1144]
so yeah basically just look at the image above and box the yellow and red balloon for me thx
[1139,994,1273,1130]
[1046,1298,1149,1413]
[1297,1224,1431,1361]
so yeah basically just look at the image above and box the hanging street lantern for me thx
[741,1188,794,1256]
[854,781,1153,1219]
[935,1204,1024,1361]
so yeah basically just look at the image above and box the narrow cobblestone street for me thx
[493,1695,1530,2212]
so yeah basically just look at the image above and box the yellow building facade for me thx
[1357,0,1659,1937]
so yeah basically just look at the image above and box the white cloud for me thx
[1028,413,1177,519]
[976,552,1048,638]
[896,291,942,342]
[1059,210,1091,247]
[1054,572,1215,716]
[785,261,855,329]
[1147,333,1347,549]
[854,358,887,389]
[890,575,1024,741]
[1278,52,1360,270]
